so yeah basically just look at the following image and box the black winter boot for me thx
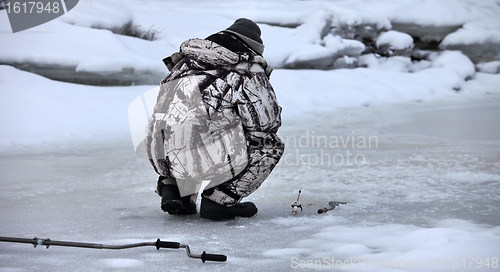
[200,197,258,220]
[160,185,197,215]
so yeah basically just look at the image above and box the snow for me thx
[324,35,365,56]
[441,19,500,46]
[336,0,500,27]
[359,55,414,72]
[0,11,166,75]
[476,61,500,74]
[1,46,484,149]
[328,6,391,30]
[376,30,414,50]
[294,10,332,44]
[1,0,500,271]
[280,31,366,69]
[0,65,148,148]
[430,51,475,79]
[60,0,133,32]
[0,0,497,74]
[274,50,482,117]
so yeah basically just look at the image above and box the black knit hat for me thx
[224,18,264,55]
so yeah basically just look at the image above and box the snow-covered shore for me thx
[1,0,499,149]
[2,64,499,149]
[1,0,499,84]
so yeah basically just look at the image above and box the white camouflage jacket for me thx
[146,38,284,203]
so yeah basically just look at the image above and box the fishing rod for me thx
[0,236,227,263]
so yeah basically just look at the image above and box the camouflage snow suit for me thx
[146,38,284,205]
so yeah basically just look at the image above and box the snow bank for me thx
[462,72,500,95]
[0,10,167,85]
[430,51,475,80]
[60,0,133,33]
[358,50,475,79]
[329,6,390,31]
[341,0,499,27]
[442,20,500,46]
[0,65,148,148]
[376,30,414,51]
[284,34,365,69]
[280,9,369,69]
[0,13,165,72]
[334,0,500,60]
[274,50,479,118]
[294,10,332,44]
[1,44,495,149]
[477,61,500,74]
[359,55,413,72]
[441,19,500,62]
[2,0,499,83]
[271,66,460,119]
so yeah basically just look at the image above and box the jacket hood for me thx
[166,39,272,76]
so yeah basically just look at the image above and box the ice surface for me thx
[1,1,500,271]
[1,93,499,272]
[99,258,144,268]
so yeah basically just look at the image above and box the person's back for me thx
[146,18,284,220]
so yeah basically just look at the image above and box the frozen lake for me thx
[1,93,499,272]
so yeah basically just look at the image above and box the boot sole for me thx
[199,198,257,220]
[200,212,236,221]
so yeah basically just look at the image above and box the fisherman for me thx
[146,18,284,220]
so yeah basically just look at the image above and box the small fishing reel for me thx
[291,201,302,215]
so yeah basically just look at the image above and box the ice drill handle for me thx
[155,239,180,250]
[201,251,227,262]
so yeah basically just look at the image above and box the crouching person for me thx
[146,19,284,220]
